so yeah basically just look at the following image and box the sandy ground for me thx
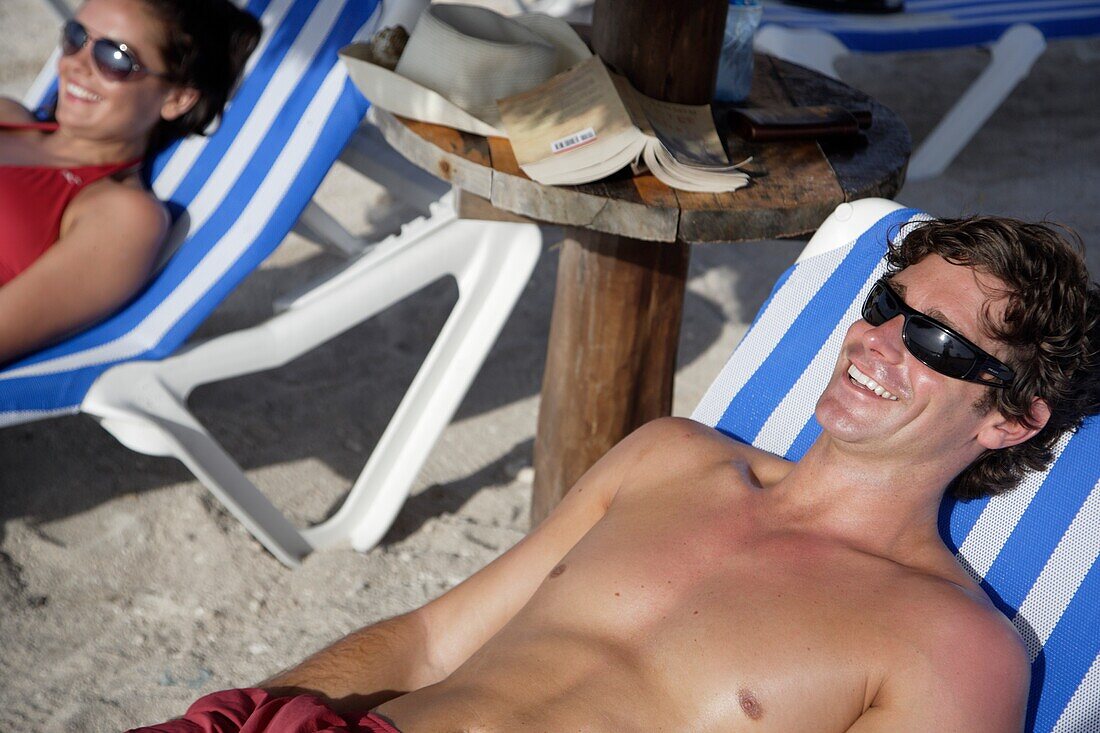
[1,1,1098,730]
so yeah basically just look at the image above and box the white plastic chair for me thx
[693,198,1100,732]
[753,0,1100,181]
[4,0,543,567]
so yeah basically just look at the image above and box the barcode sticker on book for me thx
[551,127,597,154]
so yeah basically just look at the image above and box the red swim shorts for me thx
[126,687,401,733]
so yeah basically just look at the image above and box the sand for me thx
[1,1,1098,730]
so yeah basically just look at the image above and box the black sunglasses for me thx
[60,20,167,82]
[861,278,1015,388]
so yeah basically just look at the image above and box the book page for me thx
[635,94,730,167]
[519,129,641,185]
[497,55,640,170]
[608,71,651,134]
[644,142,749,193]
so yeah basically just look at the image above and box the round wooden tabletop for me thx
[371,54,910,244]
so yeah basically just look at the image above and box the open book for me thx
[496,56,751,193]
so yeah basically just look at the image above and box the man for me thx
[136,217,1099,732]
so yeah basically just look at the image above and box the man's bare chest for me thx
[514,485,902,730]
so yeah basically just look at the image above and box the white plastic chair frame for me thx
[84,195,540,567]
[754,18,1047,182]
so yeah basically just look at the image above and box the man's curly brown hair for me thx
[886,217,1100,500]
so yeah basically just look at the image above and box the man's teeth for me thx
[67,83,102,101]
[847,364,899,401]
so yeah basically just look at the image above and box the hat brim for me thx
[340,12,592,139]
[341,43,506,137]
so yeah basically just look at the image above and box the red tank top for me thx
[0,121,142,285]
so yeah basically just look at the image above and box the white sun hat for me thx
[340,3,592,137]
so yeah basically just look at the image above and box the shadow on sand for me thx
[0,229,805,542]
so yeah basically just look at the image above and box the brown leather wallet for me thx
[727,105,872,142]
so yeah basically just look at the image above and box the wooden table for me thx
[373,0,909,525]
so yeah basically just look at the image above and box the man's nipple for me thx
[738,688,764,721]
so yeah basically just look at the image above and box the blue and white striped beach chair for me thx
[754,0,1100,180]
[2,0,542,567]
[692,198,1099,732]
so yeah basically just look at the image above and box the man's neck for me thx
[766,436,956,566]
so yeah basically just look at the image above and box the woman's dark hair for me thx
[886,217,1100,500]
[142,0,262,155]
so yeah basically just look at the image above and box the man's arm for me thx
[261,611,433,712]
[262,417,675,712]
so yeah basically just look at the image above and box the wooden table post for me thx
[531,0,729,524]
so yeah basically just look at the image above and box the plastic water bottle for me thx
[714,0,763,103]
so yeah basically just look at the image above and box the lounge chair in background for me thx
[692,198,1099,732]
[3,0,543,567]
[753,0,1100,181]
[37,0,71,20]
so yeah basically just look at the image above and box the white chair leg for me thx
[82,200,541,566]
[906,23,1046,181]
[754,25,847,80]
[83,369,313,567]
[293,200,369,257]
[302,215,543,552]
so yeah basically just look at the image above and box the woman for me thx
[0,0,260,364]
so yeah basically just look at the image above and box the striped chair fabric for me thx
[760,0,1100,52]
[692,204,1099,732]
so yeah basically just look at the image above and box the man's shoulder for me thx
[894,566,1027,662]
[872,571,1030,728]
[627,417,793,488]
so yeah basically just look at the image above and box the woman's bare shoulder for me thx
[0,98,35,125]
[66,179,168,249]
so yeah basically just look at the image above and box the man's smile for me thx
[847,363,899,401]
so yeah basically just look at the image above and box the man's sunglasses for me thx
[61,20,167,82]
[861,278,1015,388]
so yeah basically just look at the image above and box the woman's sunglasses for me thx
[862,278,1015,388]
[60,20,167,82]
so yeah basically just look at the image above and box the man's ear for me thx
[977,397,1051,450]
[160,86,200,122]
